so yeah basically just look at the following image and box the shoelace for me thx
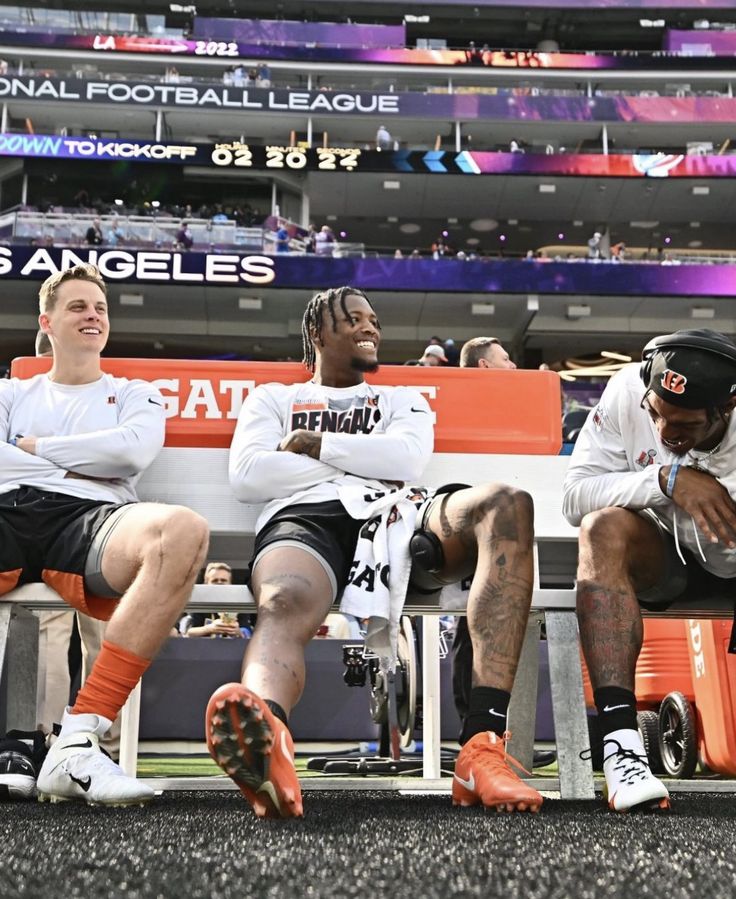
[602,739,651,786]
[468,732,533,779]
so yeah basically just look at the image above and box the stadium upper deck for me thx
[0,0,734,367]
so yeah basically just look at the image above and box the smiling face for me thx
[39,278,110,356]
[643,391,734,456]
[315,292,381,377]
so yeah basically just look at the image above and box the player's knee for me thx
[256,584,305,622]
[578,507,632,560]
[477,484,534,541]
[142,506,209,567]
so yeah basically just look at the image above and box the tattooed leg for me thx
[426,484,535,692]
[576,507,665,691]
[243,546,334,713]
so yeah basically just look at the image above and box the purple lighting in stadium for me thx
[558,232,565,240]
[340,231,347,238]
[442,230,449,237]
[499,234,506,242]
[664,236,671,244]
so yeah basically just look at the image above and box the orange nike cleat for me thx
[452,731,543,813]
[206,683,303,819]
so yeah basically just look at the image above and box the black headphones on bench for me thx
[409,483,470,574]
[640,329,736,387]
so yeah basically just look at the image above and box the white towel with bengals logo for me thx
[337,483,428,670]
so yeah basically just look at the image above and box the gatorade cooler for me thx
[686,618,736,777]
[635,619,694,707]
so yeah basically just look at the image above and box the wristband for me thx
[8,434,22,447]
[665,462,681,498]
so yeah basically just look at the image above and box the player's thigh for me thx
[96,502,208,594]
[423,482,533,582]
[251,544,335,626]
[578,506,665,592]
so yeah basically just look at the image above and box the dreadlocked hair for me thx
[301,285,371,372]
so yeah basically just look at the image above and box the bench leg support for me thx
[422,616,441,779]
[118,680,142,778]
[545,610,595,800]
[0,604,39,734]
[507,616,541,772]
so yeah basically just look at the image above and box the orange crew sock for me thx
[71,639,151,722]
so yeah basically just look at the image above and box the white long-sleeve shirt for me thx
[0,372,166,504]
[563,363,736,577]
[229,379,434,531]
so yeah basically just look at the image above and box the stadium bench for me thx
[3,359,729,798]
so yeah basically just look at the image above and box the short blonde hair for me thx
[38,263,107,315]
[460,336,500,368]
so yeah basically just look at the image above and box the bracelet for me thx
[666,462,681,498]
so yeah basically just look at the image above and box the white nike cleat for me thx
[36,708,155,807]
[603,728,670,812]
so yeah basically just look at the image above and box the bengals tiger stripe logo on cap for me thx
[661,369,687,395]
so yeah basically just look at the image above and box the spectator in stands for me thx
[393,249,404,259]
[206,285,543,818]
[1,264,208,806]
[85,218,103,247]
[256,63,271,88]
[164,66,180,84]
[587,231,604,260]
[376,124,392,151]
[459,336,515,371]
[611,241,627,262]
[275,224,290,254]
[420,344,448,366]
[180,562,249,638]
[106,217,125,248]
[432,236,449,259]
[561,328,736,812]
[175,221,194,251]
[315,225,336,256]
[305,224,318,254]
[443,338,460,366]
[509,140,524,153]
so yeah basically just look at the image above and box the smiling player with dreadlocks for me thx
[206,286,543,819]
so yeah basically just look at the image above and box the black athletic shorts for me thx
[0,486,132,620]
[250,488,464,601]
[636,509,736,610]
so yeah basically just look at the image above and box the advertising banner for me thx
[0,30,730,68]
[192,18,405,48]
[9,357,563,454]
[2,134,736,178]
[2,76,736,124]
[0,246,734,298]
[665,30,736,55]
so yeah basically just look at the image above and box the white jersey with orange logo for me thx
[0,372,165,504]
[229,379,434,532]
[563,363,736,576]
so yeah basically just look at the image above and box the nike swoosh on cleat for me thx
[148,398,162,406]
[64,738,94,750]
[454,771,475,792]
[69,774,91,791]
[603,704,630,712]
[410,407,427,413]
[488,708,506,718]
